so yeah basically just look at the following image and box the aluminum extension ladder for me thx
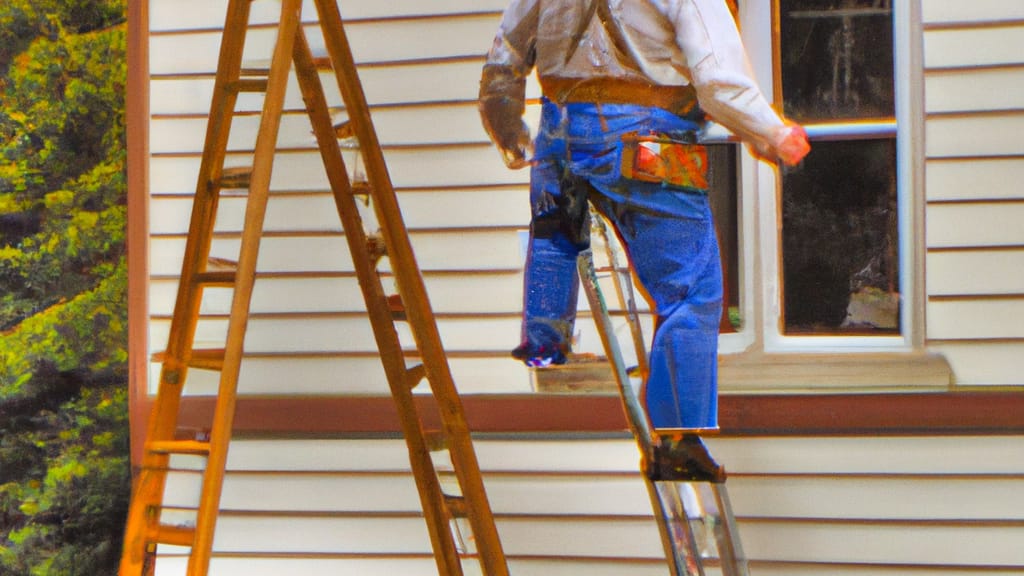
[578,216,749,576]
[118,1,508,574]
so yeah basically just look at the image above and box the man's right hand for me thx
[776,124,810,166]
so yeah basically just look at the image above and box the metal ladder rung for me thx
[146,440,212,456]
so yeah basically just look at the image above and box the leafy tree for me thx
[0,1,128,574]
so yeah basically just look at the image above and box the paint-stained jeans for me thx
[519,99,722,429]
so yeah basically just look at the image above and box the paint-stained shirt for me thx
[479,0,789,165]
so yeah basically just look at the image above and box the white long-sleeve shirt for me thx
[480,0,790,161]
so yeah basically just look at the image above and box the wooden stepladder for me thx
[119,1,508,575]
[578,218,748,576]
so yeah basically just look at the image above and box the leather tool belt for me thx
[540,76,699,118]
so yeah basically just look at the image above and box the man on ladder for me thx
[479,0,810,571]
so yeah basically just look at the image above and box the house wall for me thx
[141,0,1024,573]
[922,1,1024,386]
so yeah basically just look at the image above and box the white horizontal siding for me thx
[925,113,1024,158]
[149,274,525,315]
[148,189,530,234]
[149,315,524,355]
[149,61,543,115]
[155,356,533,396]
[927,250,1024,296]
[140,3,1024,575]
[156,557,669,576]
[149,147,523,194]
[154,556,1024,576]
[150,15,500,74]
[925,67,1024,114]
[150,104,510,152]
[923,24,1024,69]
[928,341,1024,386]
[148,435,1024,574]
[150,0,506,33]
[925,203,1024,249]
[927,299,1024,340]
[923,0,1024,24]
[922,6,1024,384]
[148,231,525,274]
[926,157,1024,202]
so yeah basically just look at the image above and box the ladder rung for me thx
[194,270,237,285]
[406,363,427,390]
[424,431,447,452]
[219,166,252,189]
[229,76,269,93]
[388,294,406,321]
[334,120,354,140]
[188,348,226,371]
[444,494,469,518]
[366,235,387,263]
[149,349,225,372]
[156,524,196,547]
[351,181,372,197]
[146,440,212,456]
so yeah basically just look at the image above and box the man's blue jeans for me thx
[520,100,722,429]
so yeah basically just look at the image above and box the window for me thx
[716,0,916,357]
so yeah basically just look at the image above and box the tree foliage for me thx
[0,1,128,574]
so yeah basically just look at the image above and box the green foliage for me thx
[0,1,128,574]
[0,0,124,76]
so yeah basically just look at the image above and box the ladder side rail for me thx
[289,28,465,576]
[654,483,708,576]
[188,1,305,574]
[579,250,701,576]
[594,214,650,378]
[578,251,653,442]
[120,1,256,575]
[311,2,509,575]
[145,0,254,456]
[309,1,466,425]
[709,484,749,576]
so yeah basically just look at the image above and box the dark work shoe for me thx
[511,342,568,368]
[646,433,727,484]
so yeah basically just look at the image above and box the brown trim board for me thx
[157,392,1024,438]
[127,0,150,465]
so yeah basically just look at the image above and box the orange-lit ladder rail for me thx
[119,1,508,574]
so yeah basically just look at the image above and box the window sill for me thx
[718,350,954,393]
[530,350,954,395]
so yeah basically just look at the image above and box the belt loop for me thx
[595,102,610,133]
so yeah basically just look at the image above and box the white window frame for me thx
[717,0,924,358]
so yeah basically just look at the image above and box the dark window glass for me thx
[776,0,898,335]
[778,0,894,122]
[781,139,899,334]
[707,144,741,332]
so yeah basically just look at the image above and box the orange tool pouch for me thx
[620,132,708,191]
